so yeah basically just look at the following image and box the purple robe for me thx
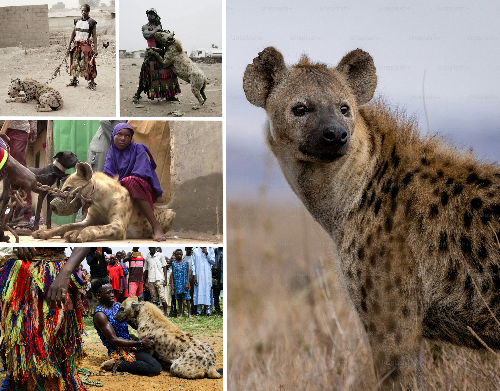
[103,123,163,198]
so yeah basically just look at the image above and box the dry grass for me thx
[227,200,500,390]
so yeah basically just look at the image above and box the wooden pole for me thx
[46,120,53,165]
[0,121,11,134]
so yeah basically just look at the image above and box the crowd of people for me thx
[81,247,223,318]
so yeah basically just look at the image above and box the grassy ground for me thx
[228,200,500,390]
[0,302,223,391]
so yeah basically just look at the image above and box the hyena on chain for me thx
[243,47,500,390]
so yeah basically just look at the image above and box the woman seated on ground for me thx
[92,278,162,375]
[103,123,166,241]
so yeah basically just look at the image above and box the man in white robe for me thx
[192,247,215,316]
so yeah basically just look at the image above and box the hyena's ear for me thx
[75,162,93,181]
[336,49,377,106]
[243,46,287,108]
[131,302,141,312]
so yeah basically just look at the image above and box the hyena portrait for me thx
[243,47,500,390]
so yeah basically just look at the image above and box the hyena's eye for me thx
[340,105,349,116]
[63,186,72,192]
[292,105,309,116]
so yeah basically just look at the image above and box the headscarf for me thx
[103,123,163,198]
[146,8,161,25]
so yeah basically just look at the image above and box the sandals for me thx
[66,79,79,87]
[87,81,97,91]
[132,94,142,104]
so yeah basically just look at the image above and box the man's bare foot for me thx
[152,227,166,241]
[100,358,117,372]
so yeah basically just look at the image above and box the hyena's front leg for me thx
[32,220,94,240]
[70,221,127,242]
[5,97,29,103]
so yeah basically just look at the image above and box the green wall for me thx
[52,120,100,226]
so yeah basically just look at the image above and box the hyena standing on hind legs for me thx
[244,47,500,390]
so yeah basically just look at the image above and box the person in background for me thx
[171,249,191,318]
[192,247,215,317]
[156,247,172,314]
[107,254,123,302]
[213,247,223,315]
[124,247,144,301]
[87,247,112,282]
[184,247,195,316]
[117,251,129,303]
[143,247,169,317]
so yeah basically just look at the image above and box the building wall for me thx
[0,5,50,48]
[170,121,223,236]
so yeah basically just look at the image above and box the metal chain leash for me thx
[0,182,94,243]
[35,181,94,206]
[46,55,69,84]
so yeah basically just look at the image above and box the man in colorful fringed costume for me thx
[92,279,161,375]
[0,247,89,390]
[66,4,98,91]
[132,8,181,104]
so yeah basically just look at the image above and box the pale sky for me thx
[227,0,500,202]
[119,0,222,52]
[0,0,86,9]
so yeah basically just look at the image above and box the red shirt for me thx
[107,264,124,290]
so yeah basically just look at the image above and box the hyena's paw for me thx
[63,230,84,242]
[32,229,54,240]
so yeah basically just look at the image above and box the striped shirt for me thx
[74,17,96,41]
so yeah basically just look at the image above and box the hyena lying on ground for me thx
[244,47,500,390]
[114,297,221,379]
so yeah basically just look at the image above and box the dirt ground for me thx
[119,59,222,117]
[0,14,116,117]
[4,230,222,245]
[80,328,223,391]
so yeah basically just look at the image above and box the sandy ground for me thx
[0,24,116,117]
[4,230,222,245]
[80,329,223,391]
[119,59,222,117]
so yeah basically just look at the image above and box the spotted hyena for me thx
[114,297,221,379]
[146,31,207,105]
[32,162,175,242]
[6,78,63,111]
[244,47,500,389]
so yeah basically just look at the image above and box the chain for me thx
[46,56,69,84]
[35,181,94,207]
[1,189,27,243]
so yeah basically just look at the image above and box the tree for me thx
[109,0,115,5]
[51,2,65,9]
[212,44,218,48]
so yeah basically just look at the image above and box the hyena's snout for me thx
[322,125,348,146]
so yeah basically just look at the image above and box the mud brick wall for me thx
[170,121,223,236]
[0,5,50,48]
